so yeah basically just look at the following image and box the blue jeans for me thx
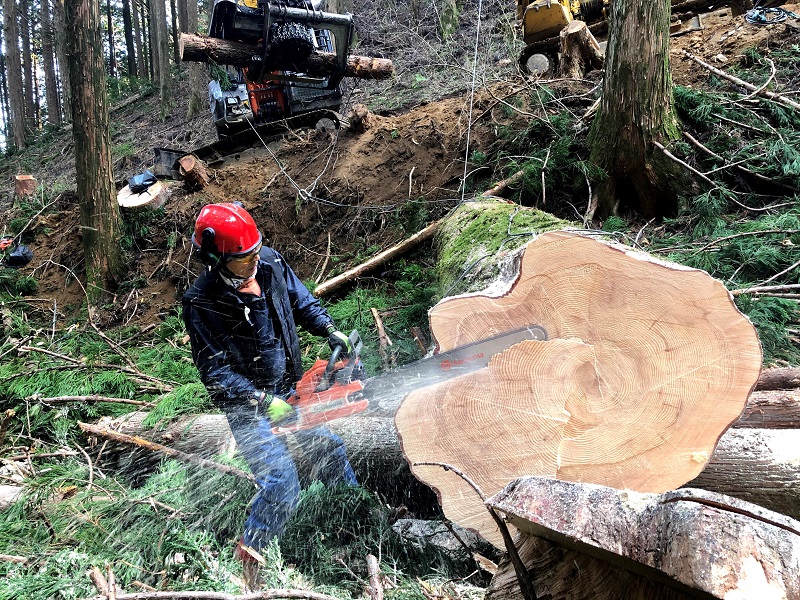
[226,404,357,550]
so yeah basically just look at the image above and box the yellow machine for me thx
[517,0,607,44]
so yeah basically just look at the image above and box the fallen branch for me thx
[313,220,441,298]
[370,308,393,367]
[77,422,255,482]
[483,170,523,198]
[31,395,153,407]
[110,589,344,600]
[683,132,799,194]
[682,50,800,112]
[366,555,383,600]
[653,141,715,188]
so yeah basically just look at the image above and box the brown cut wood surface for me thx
[396,231,762,546]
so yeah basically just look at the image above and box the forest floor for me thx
[1,4,798,330]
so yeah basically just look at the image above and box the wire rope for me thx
[460,0,485,203]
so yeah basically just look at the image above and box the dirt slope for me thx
[4,5,799,327]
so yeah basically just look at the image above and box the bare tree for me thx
[19,0,37,129]
[122,0,137,76]
[132,0,147,79]
[53,0,72,121]
[106,0,118,76]
[149,0,172,118]
[3,0,27,148]
[42,0,63,124]
[587,0,684,220]
[181,0,204,117]
[170,0,179,66]
[66,0,124,302]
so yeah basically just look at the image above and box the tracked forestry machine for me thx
[517,0,746,73]
[206,0,353,140]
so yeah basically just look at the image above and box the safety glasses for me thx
[227,243,262,264]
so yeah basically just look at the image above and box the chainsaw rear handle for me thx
[317,329,362,392]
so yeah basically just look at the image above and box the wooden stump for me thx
[14,175,37,197]
[396,231,762,546]
[348,104,372,133]
[116,181,169,210]
[178,154,210,191]
[555,20,604,79]
[487,477,800,599]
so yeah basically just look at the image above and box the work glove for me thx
[327,327,353,355]
[265,394,295,424]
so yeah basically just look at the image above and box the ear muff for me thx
[199,227,222,266]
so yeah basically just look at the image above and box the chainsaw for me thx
[272,324,548,434]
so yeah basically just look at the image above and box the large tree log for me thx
[95,411,800,523]
[486,477,800,600]
[179,33,394,80]
[396,231,762,546]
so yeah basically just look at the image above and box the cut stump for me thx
[487,477,800,600]
[117,181,169,210]
[396,231,762,546]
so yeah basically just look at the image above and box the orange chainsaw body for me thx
[272,357,368,434]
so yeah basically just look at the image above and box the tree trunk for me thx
[41,0,62,125]
[587,0,684,220]
[555,20,603,79]
[170,0,180,66]
[181,0,204,117]
[132,0,147,79]
[180,33,395,80]
[149,0,172,118]
[106,0,118,77]
[53,0,71,122]
[95,401,800,524]
[178,154,210,190]
[66,0,124,302]
[399,231,761,547]
[487,478,800,599]
[3,0,27,149]
[19,0,36,131]
[0,52,9,141]
[122,0,137,77]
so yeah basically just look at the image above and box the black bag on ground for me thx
[3,245,33,268]
[128,170,158,193]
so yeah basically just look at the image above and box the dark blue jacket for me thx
[182,247,333,406]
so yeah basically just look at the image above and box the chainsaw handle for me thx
[317,330,362,392]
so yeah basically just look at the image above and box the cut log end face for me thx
[397,231,763,546]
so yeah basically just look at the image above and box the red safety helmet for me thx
[191,203,262,265]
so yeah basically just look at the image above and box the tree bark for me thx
[3,0,27,148]
[106,0,118,77]
[178,154,210,190]
[181,0,204,117]
[67,0,124,302]
[41,0,62,125]
[95,407,800,524]
[122,0,137,77]
[488,478,800,600]
[587,0,684,219]
[179,33,395,80]
[132,0,147,79]
[19,0,36,130]
[555,20,603,79]
[53,0,71,121]
[170,0,180,66]
[149,0,172,118]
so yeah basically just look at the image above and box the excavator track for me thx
[191,109,342,166]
